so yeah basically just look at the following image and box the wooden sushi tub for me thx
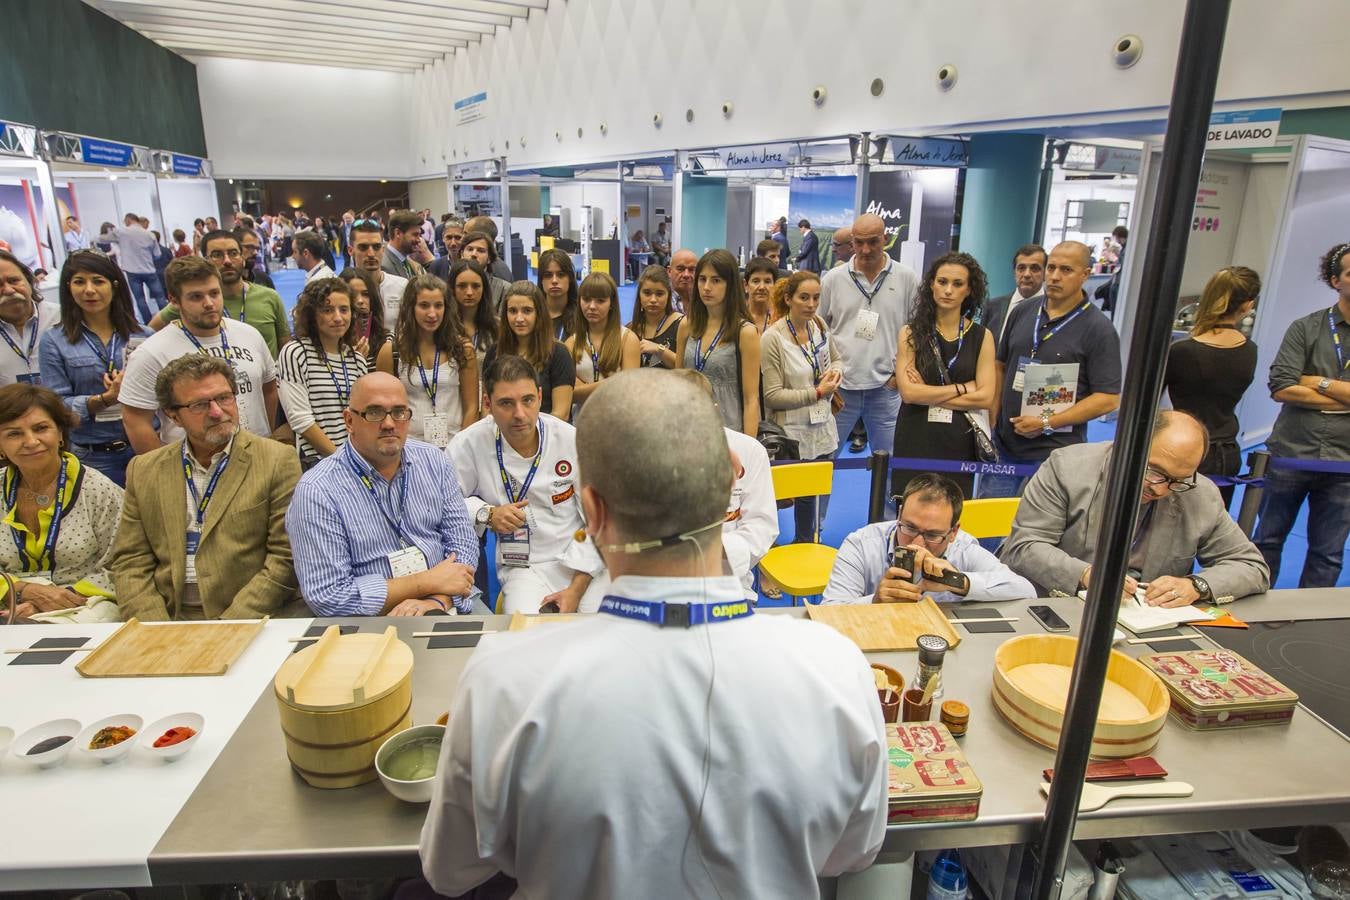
[274,625,414,788]
[991,634,1170,759]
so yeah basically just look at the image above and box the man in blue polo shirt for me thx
[983,241,1121,497]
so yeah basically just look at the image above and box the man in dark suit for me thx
[794,219,821,273]
[769,220,790,270]
[982,243,1046,351]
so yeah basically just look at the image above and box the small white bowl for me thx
[77,714,144,764]
[375,724,445,803]
[141,712,204,762]
[0,725,14,756]
[11,718,82,768]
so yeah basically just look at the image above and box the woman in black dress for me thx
[1163,266,1260,507]
[892,252,995,499]
[628,265,682,368]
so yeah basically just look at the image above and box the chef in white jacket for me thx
[420,368,887,899]
[445,354,607,613]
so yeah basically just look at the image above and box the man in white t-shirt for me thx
[446,354,607,614]
[120,256,277,453]
[350,220,408,326]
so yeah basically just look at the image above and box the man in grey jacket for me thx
[1002,410,1269,605]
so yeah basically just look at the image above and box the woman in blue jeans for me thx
[38,250,152,487]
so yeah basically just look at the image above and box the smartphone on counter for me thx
[1029,604,1071,632]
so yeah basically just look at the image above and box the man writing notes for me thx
[287,372,480,616]
[824,473,1034,604]
[420,369,887,898]
[446,355,607,613]
[1002,411,1269,605]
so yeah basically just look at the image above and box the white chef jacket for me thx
[722,427,779,600]
[419,574,889,899]
[445,412,604,577]
[822,521,1036,604]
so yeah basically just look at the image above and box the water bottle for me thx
[926,848,968,900]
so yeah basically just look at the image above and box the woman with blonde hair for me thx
[1164,265,1260,506]
[565,272,639,413]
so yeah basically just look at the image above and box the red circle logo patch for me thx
[555,460,573,476]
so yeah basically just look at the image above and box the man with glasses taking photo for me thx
[823,473,1032,604]
[1002,410,1268,606]
[287,372,481,617]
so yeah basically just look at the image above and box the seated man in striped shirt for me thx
[287,372,482,616]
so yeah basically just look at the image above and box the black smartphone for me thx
[892,545,922,584]
[1029,604,1071,632]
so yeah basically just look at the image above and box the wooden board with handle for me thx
[76,617,268,678]
[805,599,961,652]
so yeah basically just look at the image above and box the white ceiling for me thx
[84,0,543,73]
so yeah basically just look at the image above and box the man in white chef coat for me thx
[445,354,607,613]
[420,368,888,899]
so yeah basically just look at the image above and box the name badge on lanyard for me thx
[183,448,230,584]
[848,265,889,341]
[6,462,69,576]
[416,347,450,447]
[348,453,428,576]
[83,330,126,422]
[2,316,40,382]
[496,423,545,567]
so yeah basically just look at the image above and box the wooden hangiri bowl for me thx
[991,634,1169,759]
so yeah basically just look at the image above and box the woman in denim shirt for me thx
[38,251,151,486]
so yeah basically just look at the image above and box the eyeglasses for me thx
[173,393,237,415]
[350,406,413,423]
[206,249,243,261]
[897,521,954,545]
[1143,466,1197,492]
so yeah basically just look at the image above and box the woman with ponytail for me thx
[1163,265,1261,506]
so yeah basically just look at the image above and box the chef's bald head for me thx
[575,369,731,551]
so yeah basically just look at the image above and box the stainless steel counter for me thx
[148,592,1350,885]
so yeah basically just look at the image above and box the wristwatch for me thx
[1040,408,1054,436]
[1318,377,1333,395]
[475,505,492,527]
[1188,575,1212,602]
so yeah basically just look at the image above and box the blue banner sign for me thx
[79,137,135,167]
[171,154,204,176]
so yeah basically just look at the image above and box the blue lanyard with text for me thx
[597,594,754,628]
[495,422,545,504]
[0,315,38,366]
[585,332,602,380]
[81,329,123,374]
[179,323,232,363]
[1329,307,1349,373]
[693,323,726,372]
[222,283,248,324]
[1030,299,1091,360]
[785,318,824,383]
[5,461,70,573]
[931,317,972,382]
[182,447,230,529]
[348,452,412,547]
[319,342,353,405]
[847,263,892,308]
[416,347,440,408]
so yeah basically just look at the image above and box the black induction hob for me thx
[1206,618,1350,739]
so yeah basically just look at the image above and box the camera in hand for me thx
[892,544,969,593]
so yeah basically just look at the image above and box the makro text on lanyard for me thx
[183,446,231,530]
[785,318,825,383]
[320,344,353,405]
[496,422,545,504]
[847,262,893,307]
[81,329,123,374]
[1030,299,1091,360]
[1329,307,1350,374]
[598,595,754,628]
[221,283,248,324]
[931,317,972,382]
[348,452,413,547]
[693,323,726,372]
[6,461,70,574]
[416,347,441,408]
[179,323,233,364]
[0,315,39,368]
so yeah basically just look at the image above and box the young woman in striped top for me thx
[278,277,370,468]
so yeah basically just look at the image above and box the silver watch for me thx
[475,505,491,526]
[1318,377,1333,394]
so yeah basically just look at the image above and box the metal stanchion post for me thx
[1236,450,1270,537]
[867,451,891,524]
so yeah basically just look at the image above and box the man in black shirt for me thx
[983,241,1121,497]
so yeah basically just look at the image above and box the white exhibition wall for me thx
[409,178,450,216]
[407,0,1350,179]
[155,178,220,243]
[193,57,414,179]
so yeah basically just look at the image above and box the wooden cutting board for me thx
[77,616,268,678]
[806,598,961,652]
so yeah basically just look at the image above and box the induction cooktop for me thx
[1206,618,1350,738]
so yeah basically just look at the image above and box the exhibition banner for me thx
[1206,108,1281,150]
[861,169,959,270]
[455,91,488,125]
[892,138,968,168]
[79,137,135,167]
[787,175,856,266]
[720,143,799,170]
[171,154,204,177]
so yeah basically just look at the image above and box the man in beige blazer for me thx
[1002,410,1269,606]
[112,355,301,620]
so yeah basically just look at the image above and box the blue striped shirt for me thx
[287,439,479,615]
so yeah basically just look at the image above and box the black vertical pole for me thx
[1029,3,1231,897]
[867,450,890,523]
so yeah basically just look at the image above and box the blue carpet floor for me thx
[271,267,1347,600]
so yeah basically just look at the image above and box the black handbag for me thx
[928,337,997,463]
[756,420,800,509]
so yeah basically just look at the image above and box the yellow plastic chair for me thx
[758,461,837,603]
[959,497,1021,539]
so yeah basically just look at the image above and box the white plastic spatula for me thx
[1039,780,1194,812]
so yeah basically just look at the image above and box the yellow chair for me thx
[959,497,1021,539]
[758,461,837,603]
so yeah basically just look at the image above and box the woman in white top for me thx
[278,277,370,468]
[564,272,640,414]
[450,258,498,380]
[0,383,122,623]
[760,271,843,542]
[376,274,478,447]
